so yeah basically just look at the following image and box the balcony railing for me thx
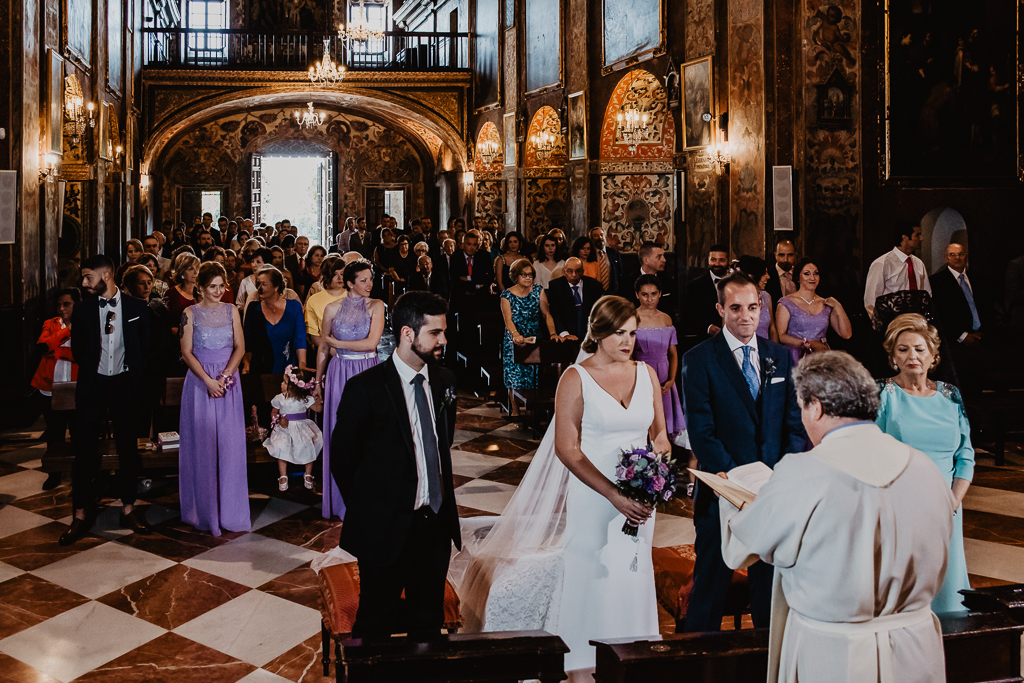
[142,28,469,72]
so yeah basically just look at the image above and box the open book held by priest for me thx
[688,461,773,509]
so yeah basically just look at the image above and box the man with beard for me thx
[62,255,151,545]
[686,244,730,340]
[765,239,797,305]
[331,291,460,639]
[196,230,215,260]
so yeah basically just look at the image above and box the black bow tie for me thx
[99,296,118,308]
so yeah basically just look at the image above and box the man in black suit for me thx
[685,244,730,341]
[619,241,676,318]
[681,272,807,632]
[590,227,623,295]
[62,255,152,545]
[409,255,450,299]
[930,243,990,393]
[331,292,460,639]
[545,257,603,339]
[447,232,495,308]
[764,239,797,305]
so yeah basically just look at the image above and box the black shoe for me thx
[119,508,153,534]
[59,517,92,546]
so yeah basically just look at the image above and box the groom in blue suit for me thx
[681,271,807,632]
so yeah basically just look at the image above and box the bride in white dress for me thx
[452,296,671,678]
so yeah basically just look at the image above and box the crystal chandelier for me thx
[339,0,385,46]
[294,102,325,129]
[479,139,499,164]
[616,72,652,155]
[64,96,95,145]
[309,38,345,87]
[531,130,555,162]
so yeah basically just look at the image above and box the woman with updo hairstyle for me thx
[875,313,974,614]
[168,252,200,336]
[313,259,385,519]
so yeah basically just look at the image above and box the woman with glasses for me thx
[500,258,552,415]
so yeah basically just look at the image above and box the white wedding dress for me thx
[452,361,659,674]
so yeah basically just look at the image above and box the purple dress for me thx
[179,303,251,536]
[321,295,379,519]
[634,327,685,435]
[778,297,833,364]
[756,289,772,339]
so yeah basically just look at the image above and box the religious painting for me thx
[99,102,111,160]
[108,0,123,95]
[474,0,502,110]
[816,69,852,129]
[504,112,517,166]
[681,56,714,150]
[525,0,561,93]
[48,50,64,156]
[885,0,1019,181]
[602,0,664,73]
[600,174,674,252]
[568,91,587,160]
[64,0,92,68]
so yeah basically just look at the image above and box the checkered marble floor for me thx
[1,396,1023,682]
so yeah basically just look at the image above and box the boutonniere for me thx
[762,357,778,380]
[438,386,457,413]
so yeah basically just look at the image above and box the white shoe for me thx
[278,476,289,492]
[303,474,315,490]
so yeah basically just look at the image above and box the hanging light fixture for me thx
[339,0,385,47]
[295,102,325,130]
[616,71,652,155]
[531,130,555,162]
[308,38,345,87]
[478,139,499,165]
[63,96,95,145]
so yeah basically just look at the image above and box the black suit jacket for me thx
[448,250,495,296]
[71,294,151,404]
[930,268,988,342]
[547,276,603,337]
[681,333,808,514]
[603,247,624,296]
[409,271,449,299]
[685,273,721,340]
[331,358,461,567]
[765,269,783,306]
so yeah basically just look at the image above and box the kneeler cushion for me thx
[652,544,750,620]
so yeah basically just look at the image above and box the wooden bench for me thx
[40,375,284,488]
[340,630,569,683]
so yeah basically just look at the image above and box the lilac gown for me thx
[634,326,685,435]
[179,303,251,536]
[321,295,379,519]
[756,289,772,339]
[778,297,833,365]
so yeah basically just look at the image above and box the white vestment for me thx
[720,423,955,683]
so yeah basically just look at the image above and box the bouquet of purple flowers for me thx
[614,446,680,537]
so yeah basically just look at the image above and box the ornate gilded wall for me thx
[684,0,718,267]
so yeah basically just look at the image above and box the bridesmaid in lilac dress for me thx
[314,261,386,519]
[776,258,853,364]
[634,275,685,439]
[737,256,779,341]
[178,262,251,536]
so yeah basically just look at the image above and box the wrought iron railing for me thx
[142,28,469,71]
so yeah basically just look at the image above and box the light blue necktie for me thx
[741,346,760,399]
[958,273,981,331]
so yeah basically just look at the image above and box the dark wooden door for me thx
[365,188,385,228]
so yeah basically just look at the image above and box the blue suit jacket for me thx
[681,332,808,514]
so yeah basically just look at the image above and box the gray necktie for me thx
[412,374,443,513]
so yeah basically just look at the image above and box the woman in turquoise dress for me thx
[875,313,974,614]
[499,259,551,416]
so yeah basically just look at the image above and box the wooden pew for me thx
[340,630,569,683]
[508,340,581,432]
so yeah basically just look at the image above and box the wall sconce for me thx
[40,153,59,183]
[64,95,96,144]
[463,171,475,189]
[710,140,731,170]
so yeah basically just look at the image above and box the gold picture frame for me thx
[680,55,714,151]
[568,91,587,160]
[48,49,64,156]
[601,0,666,75]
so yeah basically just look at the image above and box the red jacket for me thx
[31,317,78,393]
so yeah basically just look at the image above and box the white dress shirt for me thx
[863,247,932,315]
[949,266,972,292]
[98,294,127,376]
[722,325,760,391]
[392,352,440,510]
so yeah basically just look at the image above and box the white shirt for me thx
[98,293,127,376]
[722,325,760,391]
[863,248,932,315]
[392,351,440,510]
[948,266,972,292]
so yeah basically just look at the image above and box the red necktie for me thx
[467,255,473,278]
[906,258,917,291]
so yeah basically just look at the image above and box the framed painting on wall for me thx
[568,91,587,159]
[504,112,517,166]
[107,0,123,95]
[602,0,664,74]
[681,56,714,150]
[48,50,64,156]
[524,0,561,94]
[99,102,111,160]
[64,0,92,68]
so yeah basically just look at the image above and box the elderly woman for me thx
[136,254,170,302]
[719,351,954,683]
[242,266,307,374]
[500,258,551,415]
[776,257,852,363]
[876,313,974,614]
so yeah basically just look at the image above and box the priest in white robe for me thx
[719,351,955,683]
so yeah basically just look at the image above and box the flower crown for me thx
[284,364,316,390]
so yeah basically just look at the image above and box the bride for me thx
[452,296,671,678]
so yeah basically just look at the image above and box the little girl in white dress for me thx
[264,365,323,491]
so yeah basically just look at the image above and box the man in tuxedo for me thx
[62,255,152,545]
[448,232,495,308]
[546,258,603,340]
[765,239,797,305]
[685,244,730,340]
[620,241,676,317]
[681,271,807,632]
[590,227,623,295]
[332,292,460,639]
